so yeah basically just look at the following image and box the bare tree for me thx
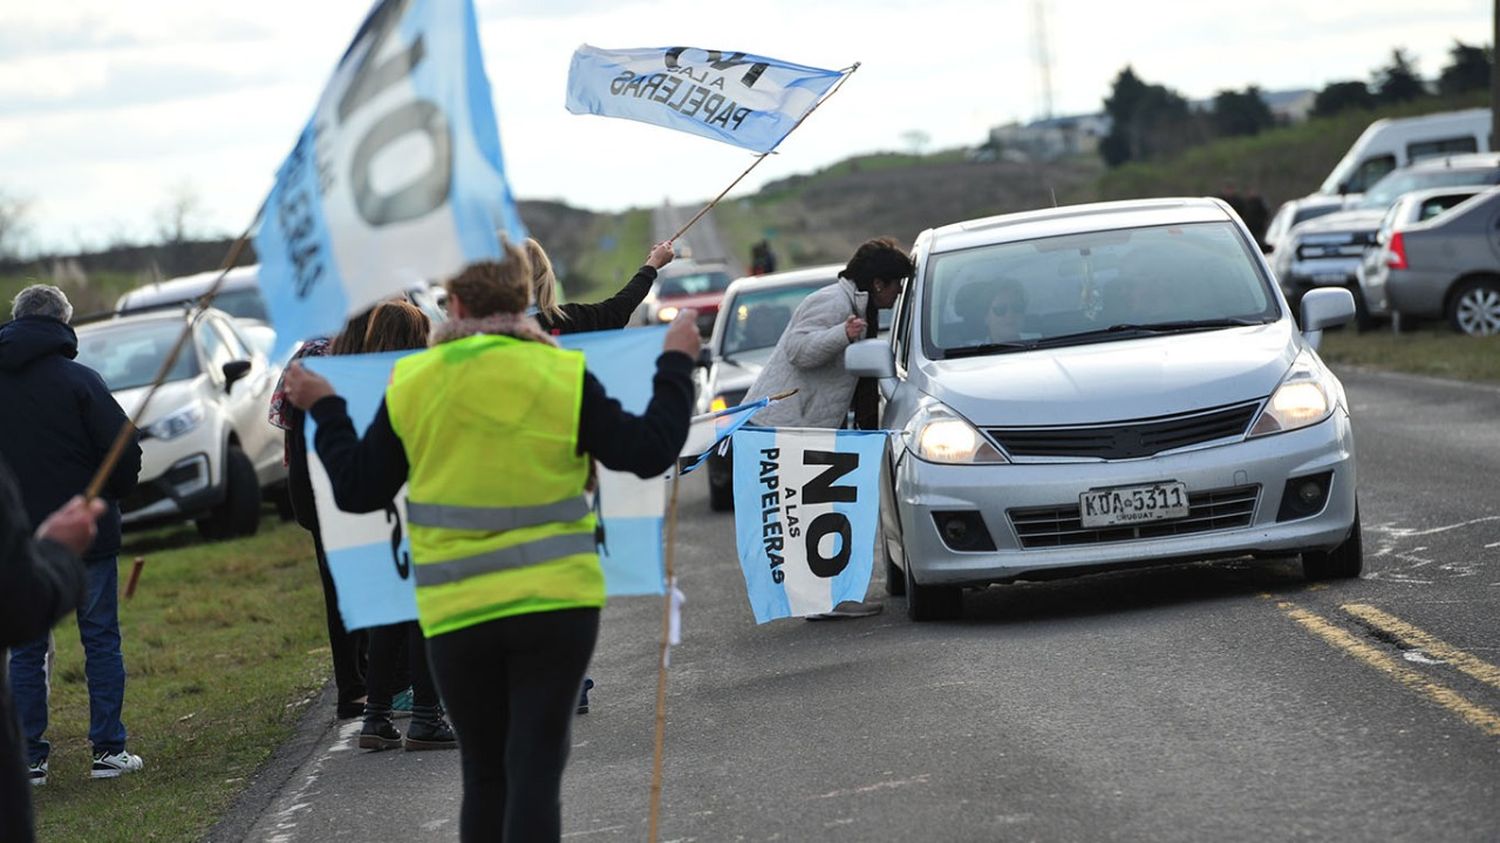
[901,129,932,156]
[0,189,33,261]
[154,180,204,245]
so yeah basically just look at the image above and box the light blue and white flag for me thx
[566,45,845,153]
[731,427,888,623]
[676,397,770,475]
[256,0,525,360]
[306,326,670,630]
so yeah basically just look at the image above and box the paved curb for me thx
[203,681,340,843]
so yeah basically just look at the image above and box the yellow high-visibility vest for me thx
[385,333,601,637]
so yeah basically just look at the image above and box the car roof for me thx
[117,265,260,308]
[76,306,219,333]
[1406,152,1500,172]
[656,258,731,278]
[723,264,843,297]
[926,197,1235,254]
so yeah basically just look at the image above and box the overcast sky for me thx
[0,0,1488,253]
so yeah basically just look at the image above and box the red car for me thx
[630,259,735,336]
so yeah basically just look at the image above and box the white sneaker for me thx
[28,759,46,787]
[91,750,144,779]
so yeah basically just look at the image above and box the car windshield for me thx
[1358,168,1498,210]
[76,320,201,392]
[924,221,1278,358]
[659,271,732,298]
[210,288,270,321]
[721,281,828,357]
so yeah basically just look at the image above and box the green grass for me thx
[1319,325,1500,383]
[30,516,327,843]
[566,209,654,300]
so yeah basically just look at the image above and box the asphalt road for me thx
[654,201,744,278]
[230,366,1500,842]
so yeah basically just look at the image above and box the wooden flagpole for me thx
[669,62,862,242]
[83,214,261,501]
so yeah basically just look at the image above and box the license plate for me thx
[1079,482,1189,528]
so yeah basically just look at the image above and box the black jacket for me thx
[537,265,657,335]
[0,317,141,558]
[0,456,86,843]
[310,351,694,513]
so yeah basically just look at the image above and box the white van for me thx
[1318,108,1492,196]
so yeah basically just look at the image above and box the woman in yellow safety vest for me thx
[282,243,700,841]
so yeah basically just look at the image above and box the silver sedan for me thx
[847,198,1362,621]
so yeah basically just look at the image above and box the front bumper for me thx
[894,412,1357,586]
[121,422,224,526]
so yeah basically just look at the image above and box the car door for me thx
[208,314,281,484]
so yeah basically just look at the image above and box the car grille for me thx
[986,402,1261,461]
[1008,484,1260,549]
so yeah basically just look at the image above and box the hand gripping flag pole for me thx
[669,63,860,243]
[83,212,263,502]
[646,388,797,841]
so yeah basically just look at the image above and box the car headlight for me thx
[147,402,206,441]
[657,306,680,322]
[906,402,1007,464]
[1249,351,1340,437]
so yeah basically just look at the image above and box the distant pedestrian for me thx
[282,243,697,841]
[1,456,107,843]
[0,284,144,786]
[750,239,778,275]
[527,238,675,334]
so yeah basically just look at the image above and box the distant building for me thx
[981,113,1111,161]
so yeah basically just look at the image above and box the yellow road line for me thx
[1276,601,1500,738]
[1341,602,1500,692]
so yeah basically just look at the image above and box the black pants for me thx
[366,621,436,709]
[426,608,599,842]
[312,531,368,711]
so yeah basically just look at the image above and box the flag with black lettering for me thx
[731,427,887,622]
[256,0,525,359]
[565,45,845,153]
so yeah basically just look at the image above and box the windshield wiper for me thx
[1031,318,1264,348]
[942,340,1036,359]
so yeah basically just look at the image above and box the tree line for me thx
[1101,41,1493,168]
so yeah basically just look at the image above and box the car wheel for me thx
[1447,276,1500,336]
[197,446,261,540]
[1349,283,1376,333]
[707,454,733,512]
[1302,507,1363,581]
[904,548,962,621]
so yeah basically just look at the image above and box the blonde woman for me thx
[527,238,675,334]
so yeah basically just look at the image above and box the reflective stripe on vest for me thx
[411,532,597,587]
[405,495,590,533]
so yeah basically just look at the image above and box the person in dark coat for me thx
[0,284,144,785]
[526,238,675,334]
[1,457,105,843]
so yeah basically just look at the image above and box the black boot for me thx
[358,703,403,751]
[404,705,457,751]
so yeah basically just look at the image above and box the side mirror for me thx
[223,360,252,390]
[696,346,713,367]
[1262,242,1276,255]
[1337,180,1351,196]
[1300,288,1356,333]
[844,338,895,378]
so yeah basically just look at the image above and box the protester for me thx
[1,458,106,843]
[528,238,675,334]
[282,242,697,841]
[269,335,369,719]
[320,300,457,752]
[741,237,913,619]
[750,239,778,275]
[0,284,144,785]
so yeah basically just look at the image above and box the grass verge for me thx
[30,516,326,843]
[567,209,654,300]
[1319,325,1500,383]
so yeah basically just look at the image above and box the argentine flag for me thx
[731,427,888,623]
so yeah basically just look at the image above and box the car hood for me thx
[113,378,205,428]
[658,292,725,310]
[1294,209,1386,237]
[709,347,775,396]
[918,323,1297,427]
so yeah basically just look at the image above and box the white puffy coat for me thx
[743,278,867,428]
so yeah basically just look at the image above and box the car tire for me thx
[1349,283,1376,333]
[707,464,733,513]
[1446,276,1500,336]
[197,447,260,540]
[904,551,962,621]
[1301,507,1363,581]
